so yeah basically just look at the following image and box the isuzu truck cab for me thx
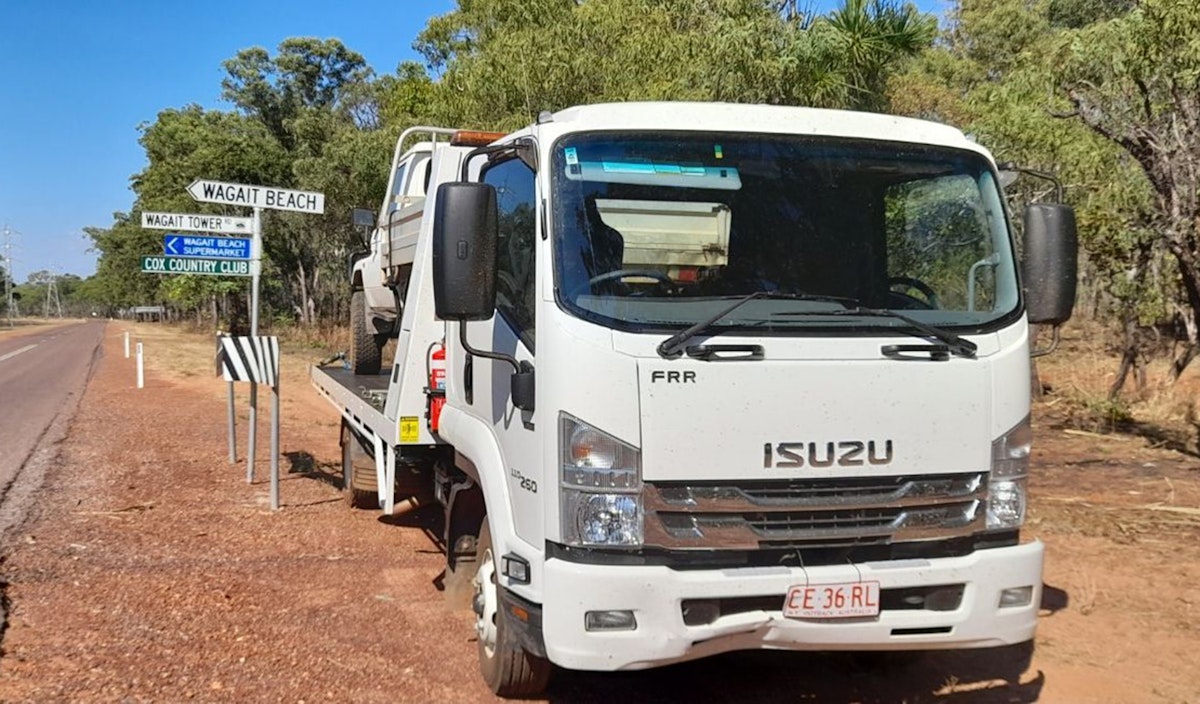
[314,101,1077,696]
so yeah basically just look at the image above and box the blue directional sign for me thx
[163,234,251,260]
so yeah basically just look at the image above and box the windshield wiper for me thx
[656,291,857,358]
[778,307,978,358]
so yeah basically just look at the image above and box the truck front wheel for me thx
[350,289,385,375]
[473,520,551,697]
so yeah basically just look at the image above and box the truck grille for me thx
[644,473,986,550]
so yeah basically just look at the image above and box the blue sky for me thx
[0,0,946,281]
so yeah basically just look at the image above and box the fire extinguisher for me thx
[428,343,447,433]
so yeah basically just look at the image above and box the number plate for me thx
[783,581,881,619]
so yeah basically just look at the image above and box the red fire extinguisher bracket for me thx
[428,344,447,433]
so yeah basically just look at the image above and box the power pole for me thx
[2,226,13,328]
[45,270,63,318]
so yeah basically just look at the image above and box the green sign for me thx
[141,256,252,277]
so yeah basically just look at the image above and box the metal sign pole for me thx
[270,381,280,510]
[227,381,237,464]
[246,207,262,484]
[219,333,237,464]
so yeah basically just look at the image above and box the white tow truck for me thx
[313,102,1078,696]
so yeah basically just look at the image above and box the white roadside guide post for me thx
[124,331,130,359]
[185,180,325,510]
[136,342,144,389]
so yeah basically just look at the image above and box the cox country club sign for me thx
[141,256,251,277]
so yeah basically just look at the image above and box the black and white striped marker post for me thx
[217,334,281,509]
[218,335,279,386]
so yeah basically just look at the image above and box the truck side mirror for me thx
[1022,203,1078,326]
[432,182,498,321]
[350,208,375,250]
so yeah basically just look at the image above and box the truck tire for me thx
[473,521,551,697]
[350,289,385,375]
[341,423,377,510]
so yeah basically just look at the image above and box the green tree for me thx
[134,106,289,206]
[221,38,387,325]
[85,6,939,328]
[889,0,1167,395]
[88,38,389,328]
[86,214,164,311]
[222,38,375,147]
[94,106,289,324]
[1053,0,1200,378]
[820,0,937,111]
[408,0,935,130]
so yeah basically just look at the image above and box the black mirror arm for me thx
[456,322,535,412]
[457,321,519,374]
[1030,325,1062,359]
[997,162,1064,203]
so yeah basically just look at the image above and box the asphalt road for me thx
[0,321,105,541]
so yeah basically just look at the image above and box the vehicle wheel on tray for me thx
[340,422,377,510]
[473,520,551,697]
[350,289,385,375]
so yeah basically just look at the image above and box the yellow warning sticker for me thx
[399,416,420,443]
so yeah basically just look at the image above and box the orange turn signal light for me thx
[451,130,506,147]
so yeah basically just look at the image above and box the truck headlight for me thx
[560,413,642,547]
[988,416,1031,530]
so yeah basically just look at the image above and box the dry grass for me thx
[1037,319,1200,451]
[114,322,352,413]
[121,323,219,380]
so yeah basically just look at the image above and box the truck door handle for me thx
[464,353,473,404]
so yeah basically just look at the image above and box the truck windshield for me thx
[551,132,1019,337]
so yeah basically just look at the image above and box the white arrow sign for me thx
[142,211,254,235]
[187,179,325,214]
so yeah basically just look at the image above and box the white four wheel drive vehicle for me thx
[350,127,509,374]
[315,102,1078,697]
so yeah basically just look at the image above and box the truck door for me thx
[464,155,541,543]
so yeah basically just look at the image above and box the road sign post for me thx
[227,379,237,465]
[271,376,280,510]
[248,208,261,486]
[182,179,325,508]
